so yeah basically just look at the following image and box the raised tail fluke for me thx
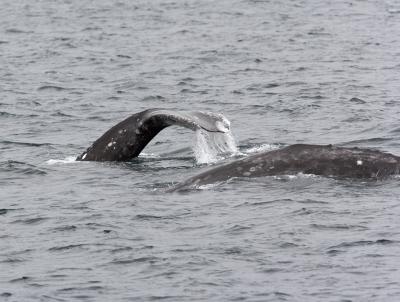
[76,108,230,161]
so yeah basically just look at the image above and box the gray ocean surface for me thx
[2,0,400,301]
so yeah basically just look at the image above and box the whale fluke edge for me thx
[77,108,230,161]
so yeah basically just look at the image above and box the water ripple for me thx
[110,256,161,265]
[329,239,397,250]
[11,217,49,225]
[311,223,368,231]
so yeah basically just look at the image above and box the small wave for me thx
[260,268,284,274]
[328,239,396,250]
[110,247,133,254]
[311,224,368,231]
[116,54,132,59]
[225,224,253,234]
[142,95,166,102]
[0,161,47,175]
[5,28,33,34]
[48,244,86,252]
[110,256,160,265]
[51,225,77,232]
[134,214,163,220]
[9,276,31,283]
[0,293,12,298]
[11,217,48,225]
[0,258,25,263]
[348,97,367,104]
[224,247,244,255]
[326,249,343,256]
[296,199,328,205]
[236,198,292,208]
[279,242,299,248]
[0,111,17,117]
[51,111,75,118]
[58,285,104,292]
[37,85,68,91]
[1,140,51,147]
[46,156,77,165]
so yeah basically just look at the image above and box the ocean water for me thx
[1,0,400,301]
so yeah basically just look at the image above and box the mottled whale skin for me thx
[76,108,400,190]
[77,108,229,161]
[170,144,400,191]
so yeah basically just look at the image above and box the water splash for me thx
[46,156,77,165]
[244,144,280,154]
[192,129,239,164]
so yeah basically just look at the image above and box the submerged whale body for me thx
[77,108,230,161]
[77,108,400,190]
[170,144,400,191]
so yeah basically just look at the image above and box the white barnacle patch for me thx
[243,172,251,177]
[249,167,256,172]
[357,160,363,166]
[107,141,117,148]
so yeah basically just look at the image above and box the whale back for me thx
[170,144,400,191]
[77,109,229,161]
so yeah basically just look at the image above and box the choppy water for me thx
[2,0,400,301]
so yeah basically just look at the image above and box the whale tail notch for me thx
[76,108,230,161]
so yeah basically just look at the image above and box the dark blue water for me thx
[2,0,400,301]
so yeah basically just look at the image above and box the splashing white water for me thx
[46,156,77,165]
[192,129,239,164]
[244,144,280,154]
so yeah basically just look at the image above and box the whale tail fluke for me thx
[77,108,230,162]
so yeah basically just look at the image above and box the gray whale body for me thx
[170,144,400,191]
[76,108,400,190]
[77,108,229,161]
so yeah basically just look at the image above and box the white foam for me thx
[140,152,160,159]
[46,156,77,165]
[273,173,319,180]
[192,129,239,164]
[244,144,280,154]
[198,183,221,190]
